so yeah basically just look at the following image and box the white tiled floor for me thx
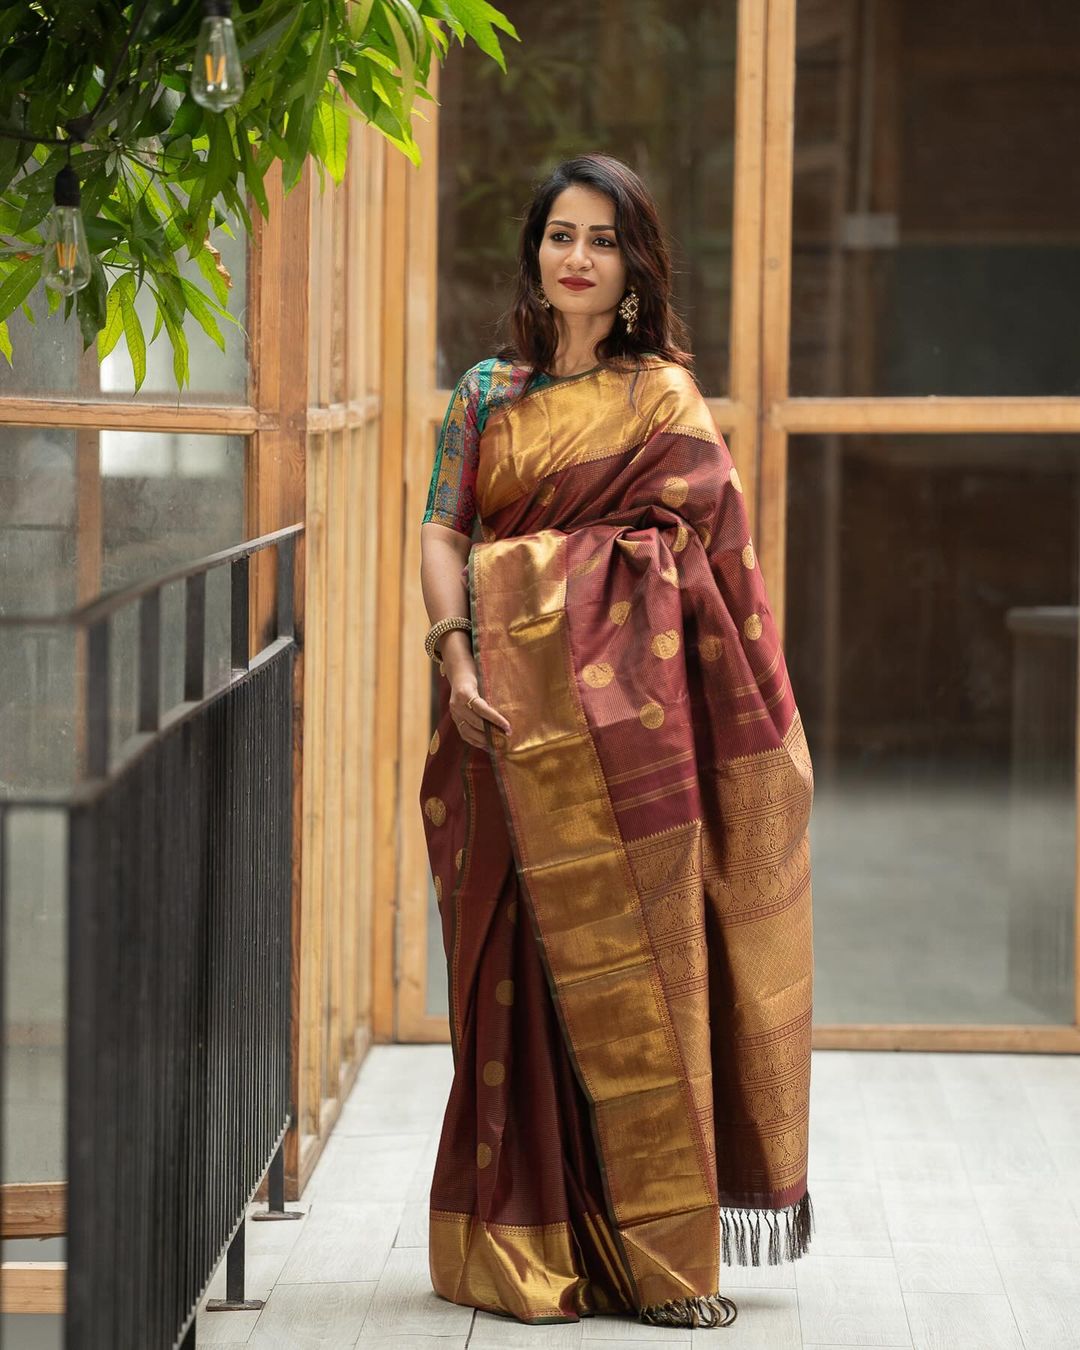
[194,1045,1080,1349]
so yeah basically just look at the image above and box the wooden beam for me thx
[0,401,263,433]
[1,1263,65,1314]
[306,396,381,432]
[757,0,798,640]
[245,158,312,1194]
[814,1025,1080,1053]
[1,1183,66,1239]
[773,396,1080,435]
[729,0,768,515]
[396,64,444,1041]
[371,118,411,1043]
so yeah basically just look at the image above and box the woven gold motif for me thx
[651,630,680,660]
[661,475,689,507]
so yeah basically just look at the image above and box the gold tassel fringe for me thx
[721,1190,816,1266]
[638,1292,738,1328]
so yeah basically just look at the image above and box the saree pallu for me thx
[420,355,815,1327]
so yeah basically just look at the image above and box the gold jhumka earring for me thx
[618,287,639,333]
[535,284,552,310]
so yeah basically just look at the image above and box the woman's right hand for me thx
[449,670,512,749]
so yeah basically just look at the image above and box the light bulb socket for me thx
[203,0,232,15]
[54,165,81,208]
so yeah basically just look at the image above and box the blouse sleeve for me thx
[421,364,482,537]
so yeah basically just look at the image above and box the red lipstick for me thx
[559,277,595,290]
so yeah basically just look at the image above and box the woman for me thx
[418,153,815,1330]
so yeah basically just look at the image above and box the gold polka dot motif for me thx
[700,636,723,662]
[730,466,744,494]
[477,1142,492,1169]
[661,475,689,507]
[609,600,631,625]
[569,552,601,578]
[434,875,442,903]
[455,847,464,871]
[696,524,712,549]
[743,614,762,641]
[651,630,680,660]
[660,564,679,586]
[495,979,514,1006]
[673,524,689,553]
[639,702,665,729]
[582,662,614,688]
[483,1060,505,1086]
[429,729,440,755]
[742,543,755,569]
[424,796,447,826]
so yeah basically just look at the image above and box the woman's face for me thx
[537,184,627,320]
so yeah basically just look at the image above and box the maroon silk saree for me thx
[419,354,815,1327]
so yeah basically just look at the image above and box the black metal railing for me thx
[0,524,303,1349]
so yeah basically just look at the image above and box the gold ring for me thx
[467,695,478,712]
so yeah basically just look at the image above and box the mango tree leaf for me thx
[238,5,304,62]
[381,5,415,118]
[97,274,126,359]
[178,277,226,350]
[194,241,232,305]
[323,95,350,183]
[0,319,11,365]
[0,257,42,323]
[448,0,517,69]
[116,272,147,391]
[160,301,190,388]
[77,255,108,348]
[348,0,377,40]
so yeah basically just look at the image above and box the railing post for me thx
[184,573,206,703]
[251,1135,302,1223]
[231,554,250,674]
[276,533,295,641]
[85,616,109,779]
[137,590,161,733]
[204,1213,264,1314]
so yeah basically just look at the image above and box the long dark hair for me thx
[493,153,694,390]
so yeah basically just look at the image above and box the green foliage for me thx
[0,0,517,390]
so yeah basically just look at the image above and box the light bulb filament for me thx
[204,50,226,85]
[55,241,78,271]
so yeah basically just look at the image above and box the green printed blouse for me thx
[421,357,563,537]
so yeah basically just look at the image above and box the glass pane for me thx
[2,808,67,1186]
[0,431,245,790]
[436,0,736,394]
[791,1,1080,396]
[785,433,1079,1023]
[2,217,248,402]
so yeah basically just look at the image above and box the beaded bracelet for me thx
[424,614,473,664]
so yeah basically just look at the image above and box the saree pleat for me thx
[421,355,815,1326]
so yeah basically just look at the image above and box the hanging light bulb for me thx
[190,0,244,111]
[42,164,92,295]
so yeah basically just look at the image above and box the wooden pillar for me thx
[246,159,312,1196]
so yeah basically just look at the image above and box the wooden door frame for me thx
[393,0,771,1041]
[394,0,1080,1051]
[758,0,1080,1052]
